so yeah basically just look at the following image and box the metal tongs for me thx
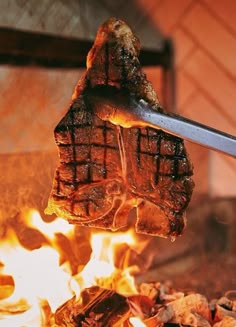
[85,87,236,158]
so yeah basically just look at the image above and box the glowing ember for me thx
[0,210,139,326]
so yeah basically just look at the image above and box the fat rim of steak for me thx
[45,17,194,238]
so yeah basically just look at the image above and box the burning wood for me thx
[45,17,194,239]
[54,282,236,327]
[55,286,130,326]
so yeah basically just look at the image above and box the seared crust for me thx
[45,18,194,238]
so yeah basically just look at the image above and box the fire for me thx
[0,212,76,326]
[129,317,147,326]
[77,230,139,296]
[0,209,142,326]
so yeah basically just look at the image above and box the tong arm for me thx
[85,88,236,158]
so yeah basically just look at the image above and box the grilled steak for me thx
[45,17,194,238]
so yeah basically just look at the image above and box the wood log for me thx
[55,286,130,327]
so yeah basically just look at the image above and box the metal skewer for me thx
[85,88,236,158]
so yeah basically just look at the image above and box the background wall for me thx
[0,0,235,198]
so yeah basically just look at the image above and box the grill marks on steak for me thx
[52,97,125,226]
[121,127,193,236]
[45,18,194,238]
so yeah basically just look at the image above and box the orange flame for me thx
[75,229,139,297]
[0,209,143,326]
[0,212,76,326]
[130,317,147,326]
